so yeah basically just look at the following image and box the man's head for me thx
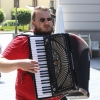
[32,6,54,35]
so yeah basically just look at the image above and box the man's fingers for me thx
[30,66,40,70]
[31,60,38,64]
[34,67,40,70]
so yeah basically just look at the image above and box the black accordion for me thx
[28,33,90,99]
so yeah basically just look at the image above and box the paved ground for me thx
[0,71,17,100]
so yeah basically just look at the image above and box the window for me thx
[50,1,54,8]
[14,0,19,7]
[32,0,37,7]
[8,22,13,26]
[14,22,20,26]
[3,23,7,26]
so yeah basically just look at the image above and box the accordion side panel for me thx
[67,33,90,98]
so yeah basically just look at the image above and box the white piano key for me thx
[38,93,52,98]
[39,61,47,64]
[32,52,46,56]
[39,68,48,70]
[30,37,43,40]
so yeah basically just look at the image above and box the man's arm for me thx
[0,55,40,73]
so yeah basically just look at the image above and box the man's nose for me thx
[44,19,49,24]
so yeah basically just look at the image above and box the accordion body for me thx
[28,33,90,99]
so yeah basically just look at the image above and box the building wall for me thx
[19,0,32,8]
[1,0,14,20]
[38,0,49,7]
[0,0,1,8]
[57,0,100,32]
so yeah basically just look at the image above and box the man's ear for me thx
[32,20,35,26]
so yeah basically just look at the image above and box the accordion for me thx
[28,33,90,99]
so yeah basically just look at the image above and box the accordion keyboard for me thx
[29,36,52,98]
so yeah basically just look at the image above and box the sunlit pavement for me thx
[0,71,17,100]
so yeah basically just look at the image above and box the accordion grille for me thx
[50,35,74,91]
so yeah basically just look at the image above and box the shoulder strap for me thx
[14,31,34,38]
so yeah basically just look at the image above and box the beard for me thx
[34,25,54,35]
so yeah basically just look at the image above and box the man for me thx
[1,6,65,100]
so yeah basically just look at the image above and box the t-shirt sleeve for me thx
[2,35,29,60]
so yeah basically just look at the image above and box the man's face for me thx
[32,11,53,35]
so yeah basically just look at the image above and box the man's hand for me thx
[17,59,40,73]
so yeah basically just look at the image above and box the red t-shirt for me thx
[2,35,62,100]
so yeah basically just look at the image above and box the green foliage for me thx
[11,8,16,20]
[0,9,6,23]
[17,8,31,25]
[11,8,31,25]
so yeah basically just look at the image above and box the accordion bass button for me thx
[53,88,56,92]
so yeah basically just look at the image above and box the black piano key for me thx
[40,74,49,76]
[40,75,49,77]
[40,72,48,75]
[39,64,46,66]
[40,70,48,72]
[37,49,45,51]
[38,60,47,62]
[41,80,50,83]
[36,45,44,46]
[40,72,48,74]
[40,70,48,73]
[37,51,45,53]
[35,40,44,42]
[42,88,51,91]
[39,66,47,69]
[36,42,44,44]
[41,79,50,82]
[38,57,46,59]
[40,67,48,69]
[42,89,51,93]
[42,87,51,93]
[38,55,46,57]
[36,48,44,50]
[41,81,50,84]
[39,67,47,69]
[37,55,46,58]
[38,56,46,58]
[43,91,51,94]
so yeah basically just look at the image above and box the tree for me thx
[11,8,16,20]
[11,8,31,31]
[0,9,6,24]
[17,8,31,25]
